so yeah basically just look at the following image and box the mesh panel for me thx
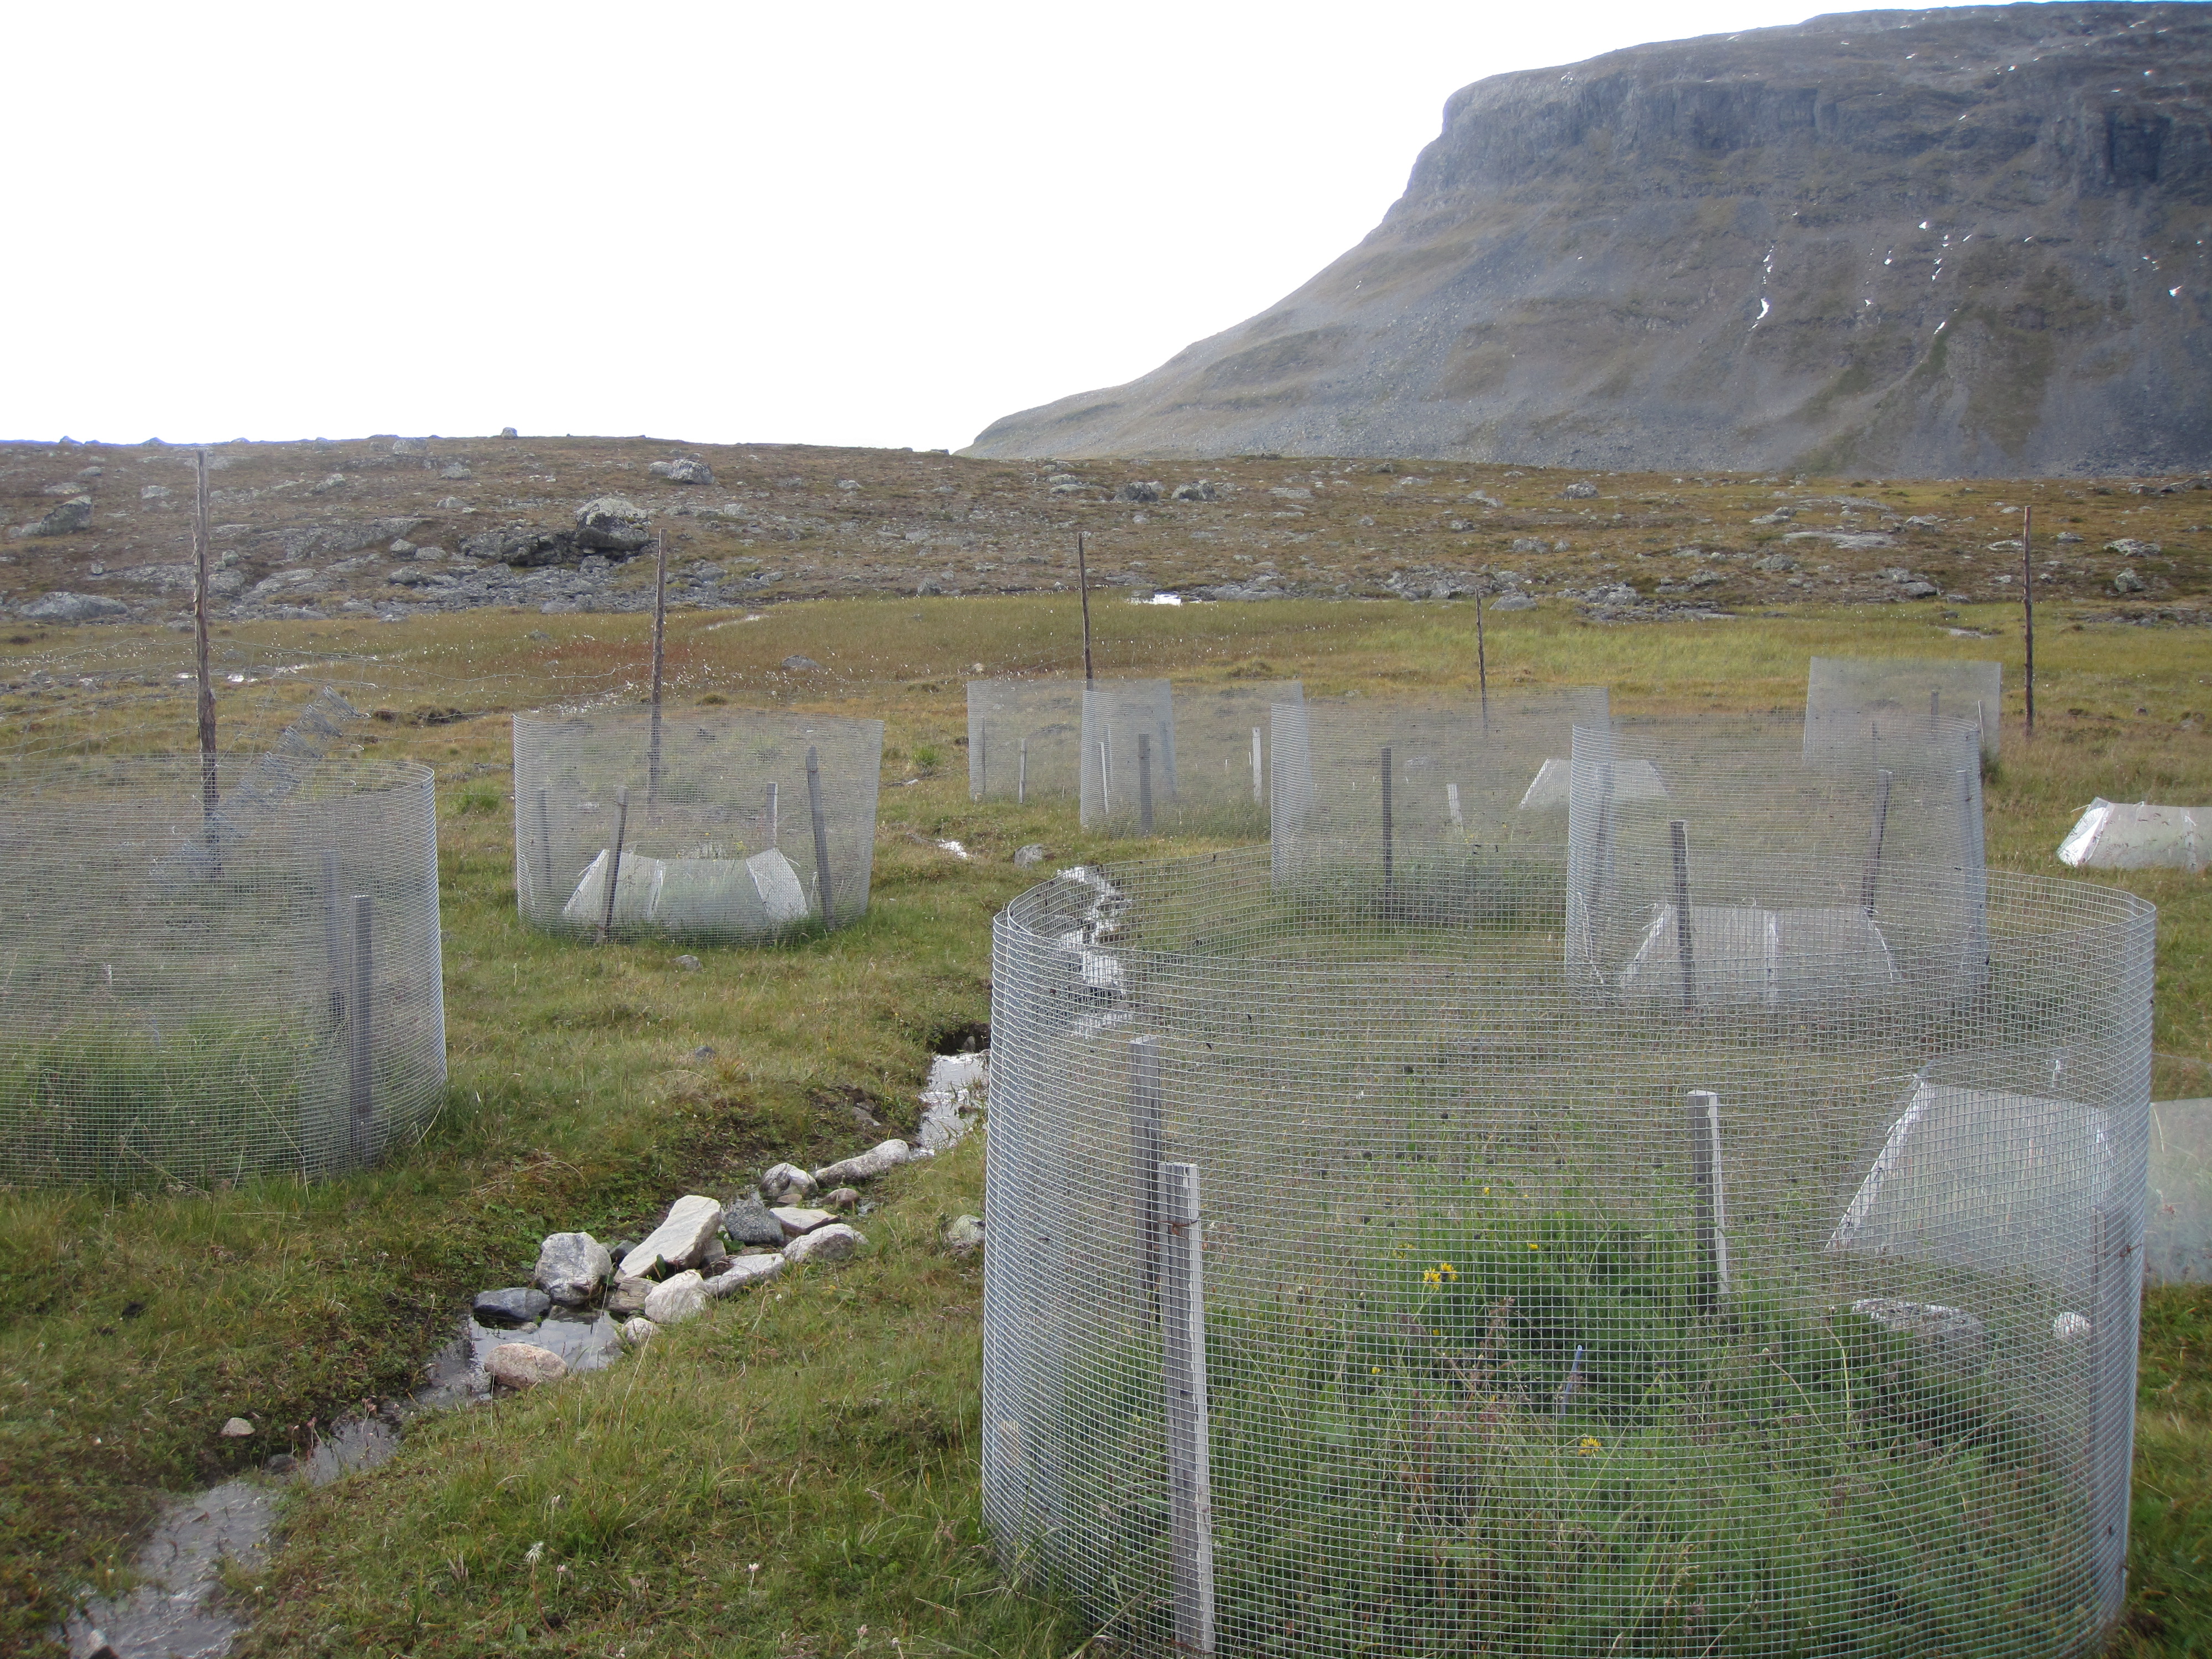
[984,848,2151,1657]
[1567,717,1988,1006]
[969,680,1087,805]
[512,708,881,941]
[1269,689,1610,919]
[1081,681,1177,835]
[0,757,446,1187]
[1807,655,2003,763]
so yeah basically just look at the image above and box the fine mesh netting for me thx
[1806,655,2002,763]
[1081,681,1177,834]
[969,680,1087,805]
[1269,688,1610,916]
[1567,717,1988,1007]
[0,755,446,1187]
[512,707,881,941]
[984,847,2151,1658]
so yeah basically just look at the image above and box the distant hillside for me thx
[967,4,2212,476]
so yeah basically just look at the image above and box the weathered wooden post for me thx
[2022,504,2036,737]
[1130,1035,1162,1311]
[1018,735,1028,806]
[1686,1089,1732,1314]
[1158,1160,1216,1655]
[648,531,667,815]
[806,745,836,930]
[194,447,217,827]
[1249,727,1263,804]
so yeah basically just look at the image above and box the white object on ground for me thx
[2057,800,2207,872]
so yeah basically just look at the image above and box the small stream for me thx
[64,1310,624,1659]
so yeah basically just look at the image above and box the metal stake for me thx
[194,447,217,826]
[1130,1035,1162,1310]
[1686,1090,1732,1313]
[1380,745,1395,898]
[648,530,667,814]
[1138,732,1154,836]
[1859,768,1893,915]
[1670,819,1695,1011]
[349,895,375,1167]
[2022,504,2036,737]
[598,784,629,944]
[806,744,836,930]
[1077,532,1094,683]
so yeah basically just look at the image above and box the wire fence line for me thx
[0,756,446,1187]
[985,844,2151,1657]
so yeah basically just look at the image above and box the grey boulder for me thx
[533,1232,612,1307]
[1170,481,1217,502]
[473,1286,552,1329]
[784,1224,867,1264]
[650,458,715,485]
[486,1342,567,1389]
[760,1162,817,1203]
[2113,568,2149,594]
[641,1270,708,1326]
[1490,594,1537,612]
[943,1214,985,1251]
[605,1276,654,1317]
[20,591,128,622]
[770,1206,837,1238]
[1114,481,1162,503]
[1561,482,1599,499]
[723,1192,788,1248]
[29,498,94,536]
[705,1253,786,1296]
[574,496,652,552]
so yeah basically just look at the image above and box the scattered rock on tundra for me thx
[771,1206,837,1238]
[1013,843,1047,867]
[533,1232,612,1307]
[722,1192,787,1248]
[943,1214,985,1252]
[220,1417,254,1438]
[487,1343,568,1390]
[619,1193,725,1278]
[573,495,653,552]
[620,1316,659,1345]
[643,1270,709,1325]
[760,1162,817,1203]
[605,1276,654,1317]
[473,1286,552,1329]
[784,1224,867,1264]
[825,1187,860,1211]
[705,1253,786,1296]
[812,1140,911,1185]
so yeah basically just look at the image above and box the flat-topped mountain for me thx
[967,4,2211,476]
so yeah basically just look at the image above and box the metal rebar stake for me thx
[599,785,629,944]
[1138,732,1154,836]
[1860,768,1893,915]
[1018,736,1027,806]
[1130,1035,1162,1312]
[1159,1160,1216,1655]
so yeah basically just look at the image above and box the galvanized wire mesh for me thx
[1147,682,1303,839]
[984,847,2151,1657]
[1806,655,2002,763]
[970,680,1087,805]
[1081,681,1177,835]
[512,707,881,941]
[1269,689,1610,918]
[0,756,446,1187]
[1567,717,1988,1006]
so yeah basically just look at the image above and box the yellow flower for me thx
[1482,1186,1491,1196]
[1577,1436,1602,1455]
[1438,1262,1457,1280]
[1422,1269,1442,1286]
[1370,1366,1381,1375]
[1528,1241,1541,1252]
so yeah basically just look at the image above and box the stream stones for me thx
[472,1286,554,1329]
[812,1139,911,1185]
[605,1276,654,1317]
[771,1206,837,1238]
[705,1253,786,1296]
[641,1270,708,1326]
[760,1162,818,1203]
[784,1224,867,1264]
[486,1343,569,1390]
[618,1194,725,1278]
[723,1192,787,1247]
[533,1232,613,1306]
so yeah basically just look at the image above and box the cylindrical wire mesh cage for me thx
[1081,681,1177,835]
[0,757,446,1187]
[1269,688,1610,919]
[1567,717,1988,1007]
[984,847,2151,1657]
[970,680,1087,805]
[512,708,881,942]
[1141,682,1303,839]
[1806,655,2003,763]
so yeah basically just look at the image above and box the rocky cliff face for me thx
[967,4,2211,476]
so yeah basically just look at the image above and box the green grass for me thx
[0,593,2203,1656]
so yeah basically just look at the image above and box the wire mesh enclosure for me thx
[512,708,881,941]
[970,680,1087,806]
[1806,655,2002,763]
[1568,717,1988,1007]
[1081,681,1177,835]
[985,847,2152,1658]
[1269,689,1610,916]
[0,756,446,1187]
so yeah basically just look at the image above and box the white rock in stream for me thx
[919,1052,987,1151]
[534,1232,613,1306]
[642,1270,708,1325]
[770,1205,837,1238]
[760,1162,818,1202]
[706,1253,786,1296]
[784,1224,867,1264]
[811,1139,910,1185]
[619,1194,724,1279]
[487,1343,570,1390]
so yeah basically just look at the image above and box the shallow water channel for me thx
[64,1310,624,1659]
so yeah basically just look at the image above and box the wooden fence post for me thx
[1670,819,1695,1011]
[1159,1160,1215,1654]
[1686,1090,1732,1313]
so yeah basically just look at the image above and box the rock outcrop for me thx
[967,4,2212,476]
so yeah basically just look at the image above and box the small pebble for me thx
[675,954,701,972]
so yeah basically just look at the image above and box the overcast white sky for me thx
[6,0,1858,453]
